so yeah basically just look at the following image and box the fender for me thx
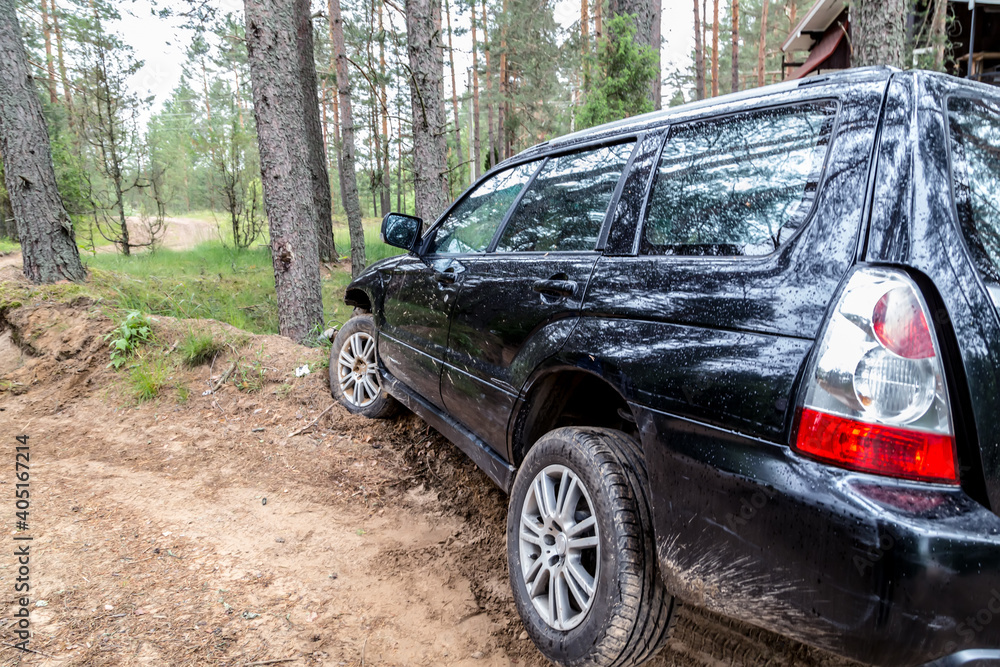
[343,255,409,322]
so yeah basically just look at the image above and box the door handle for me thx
[434,270,456,285]
[532,279,577,298]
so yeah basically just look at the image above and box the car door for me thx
[378,161,539,408]
[575,81,888,631]
[441,141,637,452]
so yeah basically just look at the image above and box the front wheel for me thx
[329,315,398,419]
[507,427,676,667]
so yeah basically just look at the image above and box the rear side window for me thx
[427,161,539,255]
[495,142,635,253]
[643,102,837,256]
[948,96,1000,284]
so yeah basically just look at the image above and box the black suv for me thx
[330,68,1000,667]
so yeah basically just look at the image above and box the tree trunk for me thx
[787,0,796,31]
[499,0,509,159]
[470,0,482,179]
[651,0,660,108]
[445,0,462,187]
[327,6,344,186]
[396,127,402,212]
[608,0,661,108]
[329,0,366,277]
[52,0,73,116]
[481,0,496,169]
[757,0,768,87]
[711,0,719,96]
[730,0,739,93]
[0,0,85,283]
[852,0,908,68]
[40,0,58,105]
[693,0,704,99]
[703,0,708,95]
[930,0,948,71]
[243,0,325,341]
[595,0,602,43]
[296,0,336,262]
[582,0,590,90]
[379,1,391,216]
[405,0,450,223]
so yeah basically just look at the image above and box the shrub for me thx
[105,311,153,369]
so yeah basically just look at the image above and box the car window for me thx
[495,142,635,253]
[643,102,837,256]
[948,95,1000,284]
[427,161,539,255]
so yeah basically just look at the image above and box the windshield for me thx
[948,96,1000,290]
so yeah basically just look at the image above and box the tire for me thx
[507,427,677,667]
[329,314,398,419]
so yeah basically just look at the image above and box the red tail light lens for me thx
[794,267,957,485]
[795,408,958,484]
[872,287,935,359]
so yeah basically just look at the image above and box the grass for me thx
[179,330,226,366]
[81,241,354,335]
[232,348,267,393]
[0,238,19,254]
[172,210,402,266]
[127,354,171,403]
[332,220,404,265]
[1,210,406,342]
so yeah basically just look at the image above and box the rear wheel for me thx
[507,427,676,667]
[330,315,398,419]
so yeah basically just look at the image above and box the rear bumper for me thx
[922,650,1000,667]
[638,406,1000,667]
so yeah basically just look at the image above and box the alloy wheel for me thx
[518,464,601,631]
[337,331,382,408]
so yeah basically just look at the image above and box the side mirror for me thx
[380,213,423,253]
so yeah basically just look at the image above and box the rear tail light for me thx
[794,267,958,484]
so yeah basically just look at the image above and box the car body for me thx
[333,68,1000,667]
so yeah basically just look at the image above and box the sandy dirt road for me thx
[0,277,860,667]
[0,216,219,271]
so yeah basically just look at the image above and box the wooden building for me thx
[781,0,1000,84]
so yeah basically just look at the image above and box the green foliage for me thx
[82,241,355,334]
[179,330,225,367]
[128,354,170,402]
[578,14,658,130]
[105,310,153,369]
[233,353,267,393]
[333,221,404,266]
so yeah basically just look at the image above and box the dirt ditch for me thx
[0,282,857,666]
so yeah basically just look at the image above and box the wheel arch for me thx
[509,364,638,468]
[344,287,373,313]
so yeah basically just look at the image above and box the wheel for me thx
[507,427,677,667]
[329,314,398,419]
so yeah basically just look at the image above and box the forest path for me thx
[0,296,862,667]
[0,214,219,270]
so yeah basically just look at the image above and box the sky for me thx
[111,0,696,127]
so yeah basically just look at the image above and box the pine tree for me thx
[693,0,704,99]
[0,0,86,282]
[851,0,909,68]
[579,13,657,129]
[405,0,449,223]
[329,0,366,277]
[607,0,660,108]
[243,0,325,341]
